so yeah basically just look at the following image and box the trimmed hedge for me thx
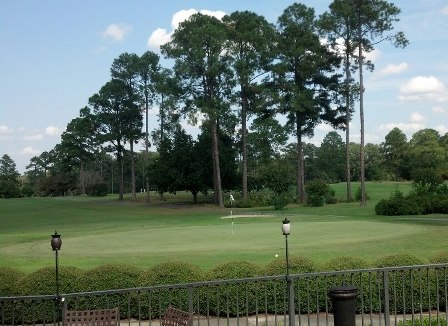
[138,261,203,319]
[0,267,25,296]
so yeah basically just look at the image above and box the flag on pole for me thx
[230,193,235,205]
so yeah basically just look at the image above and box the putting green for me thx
[0,218,422,270]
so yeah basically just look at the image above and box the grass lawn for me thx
[0,182,446,272]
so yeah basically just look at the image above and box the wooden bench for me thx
[161,306,191,326]
[64,307,119,326]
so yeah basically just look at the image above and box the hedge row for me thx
[1,252,447,322]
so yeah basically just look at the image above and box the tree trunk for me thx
[145,92,150,203]
[241,85,248,201]
[344,48,353,202]
[79,160,85,195]
[358,16,367,207]
[130,140,137,201]
[118,152,124,201]
[296,121,305,204]
[211,119,224,208]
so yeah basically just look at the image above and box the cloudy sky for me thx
[1,0,447,173]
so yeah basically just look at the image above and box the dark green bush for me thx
[397,316,447,326]
[86,182,108,196]
[270,193,290,210]
[138,261,203,319]
[75,264,141,318]
[264,256,317,314]
[429,251,448,264]
[0,267,25,296]
[205,261,261,316]
[373,254,434,314]
[375,197,423,215]
[15,266,81,323]
[306,180,335,207]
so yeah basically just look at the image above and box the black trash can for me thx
[328,285,358,326]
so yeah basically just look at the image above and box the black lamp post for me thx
[282,218,294,326]
[51,231,62,300]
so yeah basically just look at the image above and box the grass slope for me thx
[0,182,446,272]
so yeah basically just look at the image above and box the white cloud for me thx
[20,146,41,155]
[432,106,446,114]
[0,125,14,134]
[45,126,60,136]
[379,122,425,133]
[23,134,43,141]
[410,112,425,123]
[101,23,132,42]
[148,9,226,49]
[442,6,448,15]
[398,76,447,101]
[435,125,448,135]
[364,48,382,63]
[379,62,409,75]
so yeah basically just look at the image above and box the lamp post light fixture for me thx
[281,218,294,326]
[51,231,62,300]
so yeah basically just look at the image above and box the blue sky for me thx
[1,0,447,173]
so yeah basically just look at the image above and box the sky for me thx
[1,0,447,174]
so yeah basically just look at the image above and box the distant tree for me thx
[89,79,141,200]
[274,3,344,203]
[354,0,409,206]
[364,143,386,181]
[381,127,409,180]
[111,52,145,201]
[0,154,21,198]
[315,131,345,182]
[138,50,161,203]
[223,11,276,201]
[162,13,235,207]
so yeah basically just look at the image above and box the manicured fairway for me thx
[0,182,447,272]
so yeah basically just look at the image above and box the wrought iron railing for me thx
[1,263,447,326]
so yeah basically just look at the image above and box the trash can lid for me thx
[328,285,358,298]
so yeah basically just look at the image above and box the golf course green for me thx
[1,182,447,272]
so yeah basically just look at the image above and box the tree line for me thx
[4,1,435,207]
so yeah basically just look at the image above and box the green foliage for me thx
[354,186,369,201]
[0,267,25,296]
[397,316,447,326]
[376,182,448,215]
[15,266,81,323]
[85,182,108,196]
[138,262,203,319]
[206,261,261,316]
[305,180,336,206]
[430,251,448,264]
[271,193,291,210]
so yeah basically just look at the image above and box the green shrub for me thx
[306,180,335,207]
[206,261,261,316]
[375,197,423,215]
[429,251,448,264]
[86,182,108,196]
[264,256,317,314]
[397,316,447,326]
[15,266,81,323]
[75,264,141,318]
[373,254,434,314]
[271,193,290,210]
[0,267,25,296]
[138,261,203,319]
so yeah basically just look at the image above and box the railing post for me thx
[288,278,295,326]
[383,271,390,326]
[329,285,358,326]
[188,287,193,326]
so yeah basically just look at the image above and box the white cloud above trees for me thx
[147,9,226,49]
[398,76,447,102]
[101,23,132,42]
[20,146,40,155]
[379,62,409,75]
